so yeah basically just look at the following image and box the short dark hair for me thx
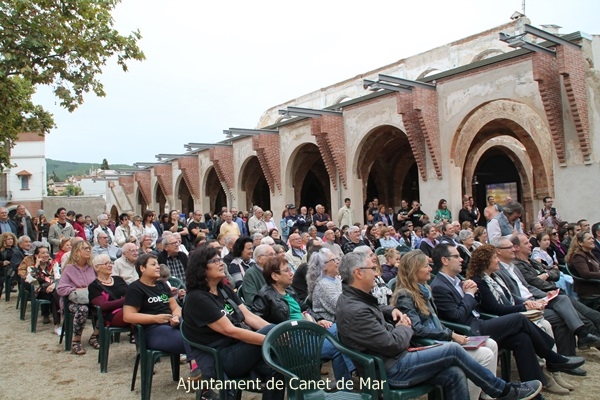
[344,198,350,202]
[262,256,284,285]
[119,213,129,222]
[135,253,157,276]
[432,242,453,272]
[232,236,253,258]
[67,210,76,217]
[543,196,552,203]
[55,207,66,217]
[592,222,600,238]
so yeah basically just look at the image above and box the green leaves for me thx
[0,0,145,169]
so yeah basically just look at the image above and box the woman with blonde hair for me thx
[0,232,17,298]
[392,249,498,400]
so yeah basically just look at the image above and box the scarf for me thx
[418,284,442,330]
[482,272,514,305]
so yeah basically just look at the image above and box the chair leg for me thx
[100,329,110,373]
[3,275,10,302]
[141,356,154,400]
[31,299,39,333]
[131,353,140,391]
[19,293,28,321]
[170,354,180,381]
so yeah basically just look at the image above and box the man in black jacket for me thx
[336,251,543,400]
[13,205,36,241]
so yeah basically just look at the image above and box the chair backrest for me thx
[386,277,397,291]
[237,284,245,303]
[167,276,185,289]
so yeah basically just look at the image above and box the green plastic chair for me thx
[262,320,374,400]
[59,296,74,351]
[374,247,386,256]
[168,276,185,289]
[18,280,30,320]
[29,289,52,333]
[180,323,254,400]
[131,324,180,400]
[94,305,130,373]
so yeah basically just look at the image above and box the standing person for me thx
[163,210,189,248]
[56,241,96,354]
[337,198,354,228]
[484,196,501,223]
[13,205,36,241]
[83,216,95,244]
[0,232,17,298]
[37,214,50,242]
[336,251,543,400]
[114,213,132,247]
[459,197,478,228]
[279,209,290,243]
[538,197,561,230]
[93,214,115,246]
[487,201,524,242]
[407,201,428,228]
[71,214,87,241]
[219,212,241,237]
[141,210,160,247]
[230,208,248,237]
[187,211,208,245]
[182,246,285,400]
[248,208,268,236]
[0,207,17,235]
[48,208,76,255]
[433,199,452,225]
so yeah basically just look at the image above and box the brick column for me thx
[134,170,152,206]
[311,115,347,189]
[209,147,235,200]
[252,134,281,193]
[178,157,201,200]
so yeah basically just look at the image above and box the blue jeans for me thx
[322,324,355,381]
[387,342,506,399]
[144,324,192,356]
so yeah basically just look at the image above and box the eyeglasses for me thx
[359,267,377,271]
[82,247,91,251]
[495,246,514,250]
[207,257,222,265]
[327,258,340,263]
[446,254,461,259]
[551,232,558,235]
[278,267,292,274]
[98,262,113,266]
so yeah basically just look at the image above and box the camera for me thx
[550,208,556,217]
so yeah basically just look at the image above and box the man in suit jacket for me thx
[13,205,36,241]
[430,243,584,386]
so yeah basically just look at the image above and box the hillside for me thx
[47,159,133,181]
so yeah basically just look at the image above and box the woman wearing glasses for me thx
[252,256,354,384]
[89,254,128,331]
[183,246,284,400]
[306,248,341,322]
[57,241,96,354]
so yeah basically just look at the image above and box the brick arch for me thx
[286,142,331,211]
[452,99,553,198]
[353,124,414,208]
[464,136,536,223]
[175,175,194,216]
[471,49,505,63]
[238,155,270,211]
[202,166,228,214]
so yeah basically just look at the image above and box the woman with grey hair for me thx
[306,248,340,322]
[456,229,476,275]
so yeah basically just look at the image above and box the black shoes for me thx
[577,333,600,350]
[563,367,587,376]
[546,356,585,373]
[42,315,50,324]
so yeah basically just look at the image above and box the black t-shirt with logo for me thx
[124,280,173,315]
[183,285,243,346]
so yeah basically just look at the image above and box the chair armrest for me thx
[440,319,472,335]
[480,313,499,320]
[412,337,437,346]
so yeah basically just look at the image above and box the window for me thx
[21,176,29,190]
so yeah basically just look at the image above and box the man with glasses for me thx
[112,242,139,284]
[337,250,543,400]
[242,244,276,307]
[158,236,188,281]
[285,233,306,270]
[93,232,119,261]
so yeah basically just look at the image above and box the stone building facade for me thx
[107,17,600,227]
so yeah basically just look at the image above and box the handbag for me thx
[68,288,90,304]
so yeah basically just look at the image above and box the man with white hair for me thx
[285,233,305,271]
[219,212,240,237]
[248,207,267,236]
[341,226,367,254]
[241,244,276,307]
[112,242,139,284]
[313,204,331,238]
[94,213,115,246]
[322,230,343,259]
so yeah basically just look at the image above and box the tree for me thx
[100,158,110,170]
[65,184,83,196]
[0,0,145,170]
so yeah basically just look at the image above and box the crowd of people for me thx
[1,195,599,400]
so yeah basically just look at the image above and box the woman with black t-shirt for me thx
[123,254,194,375]
[183,246,284,400]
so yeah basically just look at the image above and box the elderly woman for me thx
[381,248,401,283]
[123,253,197,377]
[228,236,257,288]
[268,229,288,251]
[89,254,127,330]
[263,211,277,234]
[54,237,72,266]
[0,232,17,298]
[392,250,498,400]
[566,231,600,298]
[433,199,452,225]
[57,241,96,354]
[182,246,285,400]
[306,248,341,322]
[457,229,476,275]
[253,256,354,384]
[419,223,439,263]
[130,215,144,242]
[21,242,62,334]
[138,234,158,256]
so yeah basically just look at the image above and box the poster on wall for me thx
[486,183,518,205]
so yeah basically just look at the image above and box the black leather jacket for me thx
[252,284,308,324]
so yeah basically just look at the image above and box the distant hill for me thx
[47,159,133,182]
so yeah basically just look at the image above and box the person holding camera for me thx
[538,197,561,230]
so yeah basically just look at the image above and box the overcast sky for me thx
[35,0,599,165]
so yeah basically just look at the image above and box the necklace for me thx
[98,276,113,285]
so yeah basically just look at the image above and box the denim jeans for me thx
[322,324,355,382]
[387,342,507,399]
[144,324,192,356]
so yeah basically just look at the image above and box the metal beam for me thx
[228,128,278,136]
[155,153,196,161]
[363,79,411,93]
[524,24,580,49]
[378,74,436,90]
[133,162,165,167]
[499,32,556,56]
[279,106,342,119]
[185,143,232,149]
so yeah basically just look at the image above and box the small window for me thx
[21,176,29,190]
